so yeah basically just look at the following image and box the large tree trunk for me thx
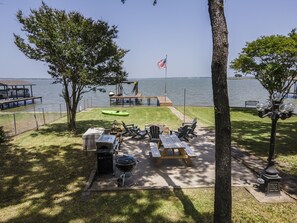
[63,77,79,132]
[208,1,232,222]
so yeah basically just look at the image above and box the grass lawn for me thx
[0,111,63,135]
[0,107,296,222]
[176,106,297,177]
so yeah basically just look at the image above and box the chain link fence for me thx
[0,103,67,136]
[0,96,159,136]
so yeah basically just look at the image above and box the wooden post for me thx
[184,89,186,123]
[13,113,17,135]
[42,108,46,125]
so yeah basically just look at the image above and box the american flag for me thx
[157,58,167,69]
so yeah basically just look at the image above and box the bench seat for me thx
[150,142,161,158]
[181,142,197,157]
[245,100,259,108]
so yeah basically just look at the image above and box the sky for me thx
[0,0,297,79]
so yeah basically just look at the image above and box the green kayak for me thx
[102,110,129,116]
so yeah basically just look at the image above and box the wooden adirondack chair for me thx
[122,121,147,139]
[148,125,162,142]
[180,118,198,138]
[174,125,190,141]
[121,121,138,136]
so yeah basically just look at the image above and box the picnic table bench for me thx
[149,134,196,166]
[181,142,197,157]
[150,142,161,158]
[245,100,259,108]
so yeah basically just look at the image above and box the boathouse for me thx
[0,79,42,110]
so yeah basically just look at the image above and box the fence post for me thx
[33,105,39,130]
[13,112,17,135]
[42,108,46,125]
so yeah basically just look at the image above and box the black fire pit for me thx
[115,155,137,187]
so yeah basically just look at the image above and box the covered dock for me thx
[0,79,42,110]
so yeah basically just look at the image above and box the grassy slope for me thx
[0,107,296,222]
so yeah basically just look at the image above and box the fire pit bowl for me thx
[115,155,137,187]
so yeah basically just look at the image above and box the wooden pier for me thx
[110,95,173,106]
[0,96,43,110]
[156,96,173,106]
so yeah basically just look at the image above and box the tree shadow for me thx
[29,119,115,137]
[1,129,214,222]
[231,120,297,156]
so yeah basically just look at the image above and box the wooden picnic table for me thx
[149,134,196,166]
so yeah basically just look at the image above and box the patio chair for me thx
[181,118,197,127]
[179,118,197,138]
[148,125,162,142]
[131,128,148,139]
[174,125,190,141]
[121,121,138,136]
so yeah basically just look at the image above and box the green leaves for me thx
[14,2,128,131]
[14,2,128,87]
[230,30,297,96]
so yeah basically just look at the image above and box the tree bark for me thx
[208,1,232,222]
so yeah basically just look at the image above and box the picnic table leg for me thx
[155,157,162,165]
[179,149,192,166]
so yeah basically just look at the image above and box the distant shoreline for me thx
[1,76,255,81]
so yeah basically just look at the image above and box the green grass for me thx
[0,107,296,222]
[176,106,297,177]
[0,112,64,135]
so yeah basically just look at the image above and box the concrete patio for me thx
[88,127,257,191]
[83,107,296,203]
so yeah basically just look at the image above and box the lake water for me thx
[5,77,297,112]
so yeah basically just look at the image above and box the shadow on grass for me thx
[0,133,214,223]
[30,119,115,137]
[0,142,214,222]
[232,120,297,156]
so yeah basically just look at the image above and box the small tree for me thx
[14,2,128,131]
[231,30,297,182]
[230,30,297,98]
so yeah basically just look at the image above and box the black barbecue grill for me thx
[115,155,137,187]
[96,134,119,175]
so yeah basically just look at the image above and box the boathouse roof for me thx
[0,80,35,86]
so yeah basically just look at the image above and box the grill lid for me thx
[116,155,136,166]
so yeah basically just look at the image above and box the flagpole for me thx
[164,55,167,102]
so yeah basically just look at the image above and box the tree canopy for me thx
[230,30,297,98]
[14,2,128,131]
